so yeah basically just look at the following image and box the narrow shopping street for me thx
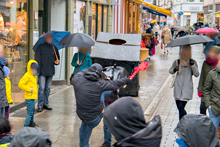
[9,44,204,147]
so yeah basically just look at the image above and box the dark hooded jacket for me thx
[72,64,128,122]
[0,57,7,108]
[174,114,219,147]
[35,42,60,76]
[104,97,162,147]
[0,134,13,146]
[8,127,52,147]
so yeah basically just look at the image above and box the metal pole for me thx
[213,0,215,28]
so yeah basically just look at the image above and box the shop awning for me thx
[133,0,175,18]
[91,0,108,4]
[142,7,167,17]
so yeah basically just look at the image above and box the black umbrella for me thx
[59,33,95,53]
[166,35,214,47]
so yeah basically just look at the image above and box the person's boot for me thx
[29,123,37,127]
[37,107,43,112]
[100,143,111,147]
[218,127,220,138]
[43,105,52,110]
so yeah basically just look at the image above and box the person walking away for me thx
[8,127,52,147]
[0,46,7,117]
[194,22,201,32]
[71,48,92,75]
[35,33,60,112]
[104,97,162,147]
[203,49,220,133]
[146,25,152,34]
[3,66,13,119]
[185,22,194,35]
[161,25,172,54]
[198,46,219,115]
[204,32,217,57]
[171,26,175,39]
[174,114,219,147]
[169,45,199,120]
[0,116,13,146]
[215,32,220,46]
[18,60,38,127]
[153,23,160,39]
[71,63,132,147]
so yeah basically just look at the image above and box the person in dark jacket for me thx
[204,32,217,57]
[35,33,60,112]
[203,50,220,131]
[71,63,131,147]
[104,97,162,147]
[8,127,52,147]
[174,114,219,147]
[175,31,186,39]
[0,46,7,117]
[0,116,13,146]
[198,46,219,115]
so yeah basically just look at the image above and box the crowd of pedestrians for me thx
[1,21,220,147]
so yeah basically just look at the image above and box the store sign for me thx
[167,17,173,25]
[189,7,200,10]
[34,11,38,20]
[33,31,39,45]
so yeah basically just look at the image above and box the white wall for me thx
[50,0,66,81]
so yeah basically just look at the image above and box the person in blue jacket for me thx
[71,48,92,74]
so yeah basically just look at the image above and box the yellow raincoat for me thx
[18,60,38,100]
[5,78,13,104]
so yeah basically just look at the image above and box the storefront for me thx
[92,2,108,39]
[0,0,28,105]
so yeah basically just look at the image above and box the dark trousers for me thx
[155,32,158,39]
[175,100,187,120]
[200,102,207,115]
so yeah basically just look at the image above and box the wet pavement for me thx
[9,44,204,147]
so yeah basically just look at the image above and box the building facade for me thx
[158,0,204,26]
[203,0,220,26]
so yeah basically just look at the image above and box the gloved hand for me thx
[189,59,194,66]
[173,66,179,73]
[125,78,132,85]
[198,92,202,98]
[9,102,13,105]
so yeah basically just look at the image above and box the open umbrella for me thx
[59,33,95,53]
[166,35,214,47]
[174,27,187,32]
[32,31,70,52]
[195,28,218,34]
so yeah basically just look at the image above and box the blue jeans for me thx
[79,113,103,147]
[208,108,220,131]
[24,99,35,126]
[0,107,5,117]
[100,91,113,145]
[38,76,53,108]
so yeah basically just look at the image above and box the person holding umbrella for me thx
[169,45,199,120]
[71,48,92,75]
[35,33,60,112]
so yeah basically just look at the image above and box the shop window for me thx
[92,4,96,39]
[97,5,102,35]
[187,0,195,2]
[103,6,107,32]
[0,0,28,105]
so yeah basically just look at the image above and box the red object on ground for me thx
[198,92,202,98]
[195,28,218,34]
[129,61,148,79]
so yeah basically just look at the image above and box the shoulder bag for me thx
[169,60,178,88]
[70,54,87,83]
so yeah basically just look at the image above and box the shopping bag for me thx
[161,42,163,49]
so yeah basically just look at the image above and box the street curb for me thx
[10,86,71,113]
[144,75,172,120]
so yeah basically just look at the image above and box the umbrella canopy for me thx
[174,26,187,32]
[59,33,95,53]
[32,31,70,52]
[195,28,218,34]
[166,35,214,47]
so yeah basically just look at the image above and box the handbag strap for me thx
[52,45,58,60]
[74,54,87,76]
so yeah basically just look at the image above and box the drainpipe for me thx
[213,0,215,28]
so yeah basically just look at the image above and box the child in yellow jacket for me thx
[3,66,13,119]
[18,60,38,127]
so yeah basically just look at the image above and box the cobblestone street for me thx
[9,44,204,147]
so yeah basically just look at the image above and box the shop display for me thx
[0,0,28,105]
